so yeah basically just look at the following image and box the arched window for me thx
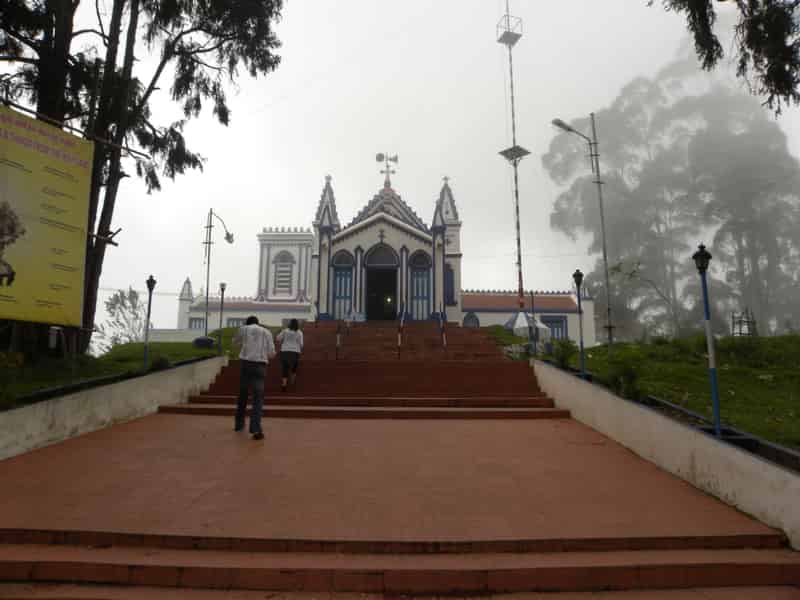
[463,312,480,328]
[332,250,355,267]
[408,251,431,320]
[408,250,432,269]
[365,243,399,268]
[272,250,295,294]
[331,250,354,319]
[444,263,456,306]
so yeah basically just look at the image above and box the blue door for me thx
[333,268,352,319]
[410,269,430,321]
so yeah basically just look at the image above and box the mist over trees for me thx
[542,53,800,339]
[653,0,800,113]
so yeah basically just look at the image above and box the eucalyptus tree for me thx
[543,52,800,337]
[653,0,800,112]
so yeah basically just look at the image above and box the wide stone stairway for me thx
[0,321,797,597]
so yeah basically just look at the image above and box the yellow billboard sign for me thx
[0,104,93,327]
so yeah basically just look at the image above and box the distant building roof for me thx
[190,298,311,313]
[461,291,580,313]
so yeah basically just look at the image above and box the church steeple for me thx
[438,176,461,225]
[313,175,341,232]
[179,277,194,301]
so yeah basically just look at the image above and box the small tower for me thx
[436,177,463,320]
[311,175,340,317]
[177,277,194,329]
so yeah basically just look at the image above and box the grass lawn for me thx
[0,325,288,411]
[483,325,529,346]
[561,335,800,450]
[0,341,218,411]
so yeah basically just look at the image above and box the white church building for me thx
[156,172,595,347]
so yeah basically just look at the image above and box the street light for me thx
[203,209,234,337]
[218,282,227,355]
[552,114,614,355]
[572,269,586,379]
[692,243,722,437]
[144,274,156,370]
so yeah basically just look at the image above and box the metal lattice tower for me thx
[497,0,529,310]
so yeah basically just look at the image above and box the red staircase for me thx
[2,321,797,596]
[160,321,564,419]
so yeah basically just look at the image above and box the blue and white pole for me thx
[693,245,721,437]
[573,269,586,379]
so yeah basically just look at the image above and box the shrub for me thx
[150,356,171,371]
[607,355,641,400]
[552,339,578,369]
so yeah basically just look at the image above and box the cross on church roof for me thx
[376,153,398,188]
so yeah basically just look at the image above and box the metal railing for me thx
[438,303,447,350]
[397,302,405,359]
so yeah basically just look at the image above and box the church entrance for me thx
[366,269,397,320]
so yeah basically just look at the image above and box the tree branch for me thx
[0,56,37,64]
[1,27,41,53]
[95,0,107,40]
[72,28,109,42]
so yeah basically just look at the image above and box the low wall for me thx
[0,357,227,462]
[534,360,800,549]
[149,329,200,343]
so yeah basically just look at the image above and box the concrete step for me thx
[6,583,800,599]
[158,404,570,420]
[189,394,554,408]
[1,544,797,593]
[0,529,784,555]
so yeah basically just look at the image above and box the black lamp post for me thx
[203,209,234,337]
[572,269,586,379]
[218,282,226,354]
[692,244,721,437]
[144,275,156,370]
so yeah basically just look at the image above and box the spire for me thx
[179,277,194,301]
[431,200,445,231]
[438,176,461,225]
[313,175,340,231]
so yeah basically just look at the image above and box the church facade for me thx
[155,173,595,347]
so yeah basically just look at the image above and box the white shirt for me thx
[234,324,275,364]
[277,329,304,353]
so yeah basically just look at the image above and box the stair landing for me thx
[0,414,778,545]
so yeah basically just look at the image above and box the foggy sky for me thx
[91,1,800,329]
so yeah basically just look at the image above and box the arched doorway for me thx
[364,243,399,320]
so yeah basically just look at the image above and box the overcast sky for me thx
[93,1,800,329]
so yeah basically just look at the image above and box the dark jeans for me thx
[236,360,266,433]
[280,351,300,378]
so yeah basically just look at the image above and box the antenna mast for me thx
[497,0,529,310]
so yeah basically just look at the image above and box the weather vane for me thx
[376,152,398,186]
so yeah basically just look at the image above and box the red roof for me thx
[461,293,577,312]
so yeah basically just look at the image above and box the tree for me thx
[93,287,148,353]
[543,51,800,338]
[653,0,800,112]
[1,1,284,351]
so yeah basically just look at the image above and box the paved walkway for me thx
[0,414,775,543]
